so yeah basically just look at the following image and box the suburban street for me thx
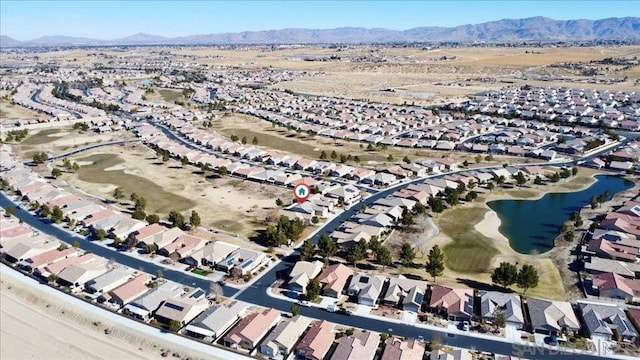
[2,131,635,359]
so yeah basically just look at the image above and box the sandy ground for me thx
[0,267,226,360]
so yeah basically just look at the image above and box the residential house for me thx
[123,280,185,321]
[184,241,239,268]
[153,288,209,327]
[430,349,473,360]
[317,263,354,298]
[330,330,380,360]
[85,266,135,294]
[380,336,426,360]
[223,308,281,351]
[526,297,581,336]
[479,291,525,328]
[578,301,638,343]
[288,260,324,293]
[56,257,110,291]
[295,320,335,360]
[185,300,249,340]
[259,316,312,358]
[383,275,427,312]
[380,337,425,360]
[591,272,640,302]
[429,285,474,321]
[104,273,152,308]
[347,273,386,306]
[216,248,267,275]
[158,234,207,259]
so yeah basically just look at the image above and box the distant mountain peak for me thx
[2,16,639,48]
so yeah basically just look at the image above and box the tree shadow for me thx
[456,278,514,293]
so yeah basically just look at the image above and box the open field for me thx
[59,143,289,242]
[73,153,197,214]
[0,97,48,122]
[438,206,499,273]
[7,45,637,106]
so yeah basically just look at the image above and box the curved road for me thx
[3,127,637,359]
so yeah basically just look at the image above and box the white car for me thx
[461,321,470,331]
[298,300,310,307]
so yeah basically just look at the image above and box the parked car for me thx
[461,321,470,331]
[299,300,310,307]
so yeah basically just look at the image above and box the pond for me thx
[487,174,634,254]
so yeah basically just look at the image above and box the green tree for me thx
[5,206,15,217]
[241,136,247,144]
[189,210,201,227]
[368,236,381,254]
[425,245,445,281]
[181,156,189,166]
[534,176,542,186]
[428,196,445,214]
[306,277,321,301]
[72,162,80,172]
[169,320,181,332]
[276,198,283,207]
[387,154,394,162]
[132,208,146,220]
[146,213,160,224]
[403,155,411,164]
[300,238,315,261]
[330,150,338,160]
[134,197,147,211]
[72,241,80,248]
[252,136,258,145]
[346,239,368,265]
[517,264,539,296]
[492,308,506,329]
[400,242,416,267]
[564,230,575,242]
[317,234,338,263]
[155,269,164,279]
[40,204,51,218]
[515,172,526,186]
[375,246,392,267]
[218,166,228,176]
[168,210,185,228]
[230,135,239,142]
[94,228,107,240]
[113,187,125,200]
[590,196,599,210]
[291,303,300,317]
[319,150,327,160]
[491,262,518,289]
[51,206,64,223]
[51,167,62,178]
[572,167,578,176]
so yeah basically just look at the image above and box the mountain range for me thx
[2,16,639,48]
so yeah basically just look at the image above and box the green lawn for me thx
[438,206,499,273]
[191,268,212,276]
[20,128,65,146]
[73,153,196,214]
[157,89,184,103]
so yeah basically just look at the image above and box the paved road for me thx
[3,126,637,360]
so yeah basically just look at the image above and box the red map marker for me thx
[293,183,311,204]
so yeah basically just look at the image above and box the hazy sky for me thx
[2,0,639,40]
